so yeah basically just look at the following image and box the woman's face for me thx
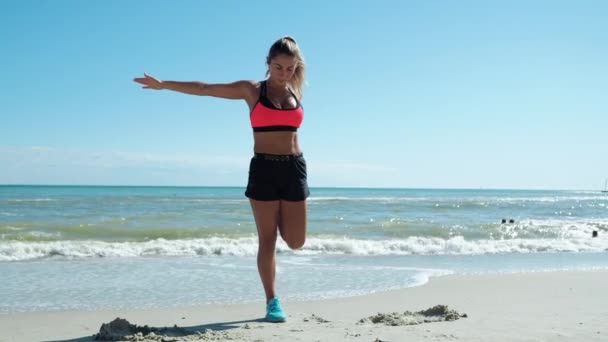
[268,54,297,85]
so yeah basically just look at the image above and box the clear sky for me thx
[1,0,606,190]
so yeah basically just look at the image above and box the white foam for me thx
[1,212,22,217]
[1,235,607,261]
[508,218,608,239]
[6,198,55,203]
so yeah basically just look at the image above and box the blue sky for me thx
[1,0,606,190]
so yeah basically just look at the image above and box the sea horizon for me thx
[1,184,603,192]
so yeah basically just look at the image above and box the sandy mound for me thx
[93,317,241,341]
[359,304,467,326]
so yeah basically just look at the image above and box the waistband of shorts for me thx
[253,152,304,161]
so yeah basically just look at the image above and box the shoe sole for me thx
[265,317,286,323]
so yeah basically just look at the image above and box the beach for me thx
[4,0,608,340]
[2,186,607,341]
[2,270,606,341]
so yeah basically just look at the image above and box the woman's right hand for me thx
[133,73,163,90]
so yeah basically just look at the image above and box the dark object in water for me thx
[501,219,507,224]
[509,219,515,224]
[592,230,598,238]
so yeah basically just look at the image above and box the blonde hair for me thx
[266,36,306,98]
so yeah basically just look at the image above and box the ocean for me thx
[1,185,607,313]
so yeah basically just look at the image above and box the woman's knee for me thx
[284,235,306,250]
[258,232,278,251]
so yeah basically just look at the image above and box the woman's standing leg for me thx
[249,199,281,302]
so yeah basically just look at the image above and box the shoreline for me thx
[2,269,606,341]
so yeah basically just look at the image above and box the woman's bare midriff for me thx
[253,131,301,155]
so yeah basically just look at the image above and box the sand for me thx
[1,270,606,342]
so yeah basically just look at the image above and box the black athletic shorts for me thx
[245,153,310,201]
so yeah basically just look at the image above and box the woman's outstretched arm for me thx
[133,73,256,100]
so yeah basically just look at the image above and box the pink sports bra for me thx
[250,80,304,132]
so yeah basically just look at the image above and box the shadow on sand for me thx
[44,317,266,342]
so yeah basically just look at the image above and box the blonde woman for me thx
[134,36,309,322]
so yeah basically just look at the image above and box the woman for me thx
[133,36,309,323]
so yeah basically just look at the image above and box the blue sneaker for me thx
[265,297,287,322]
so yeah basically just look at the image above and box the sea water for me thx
[1,186,607,313]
